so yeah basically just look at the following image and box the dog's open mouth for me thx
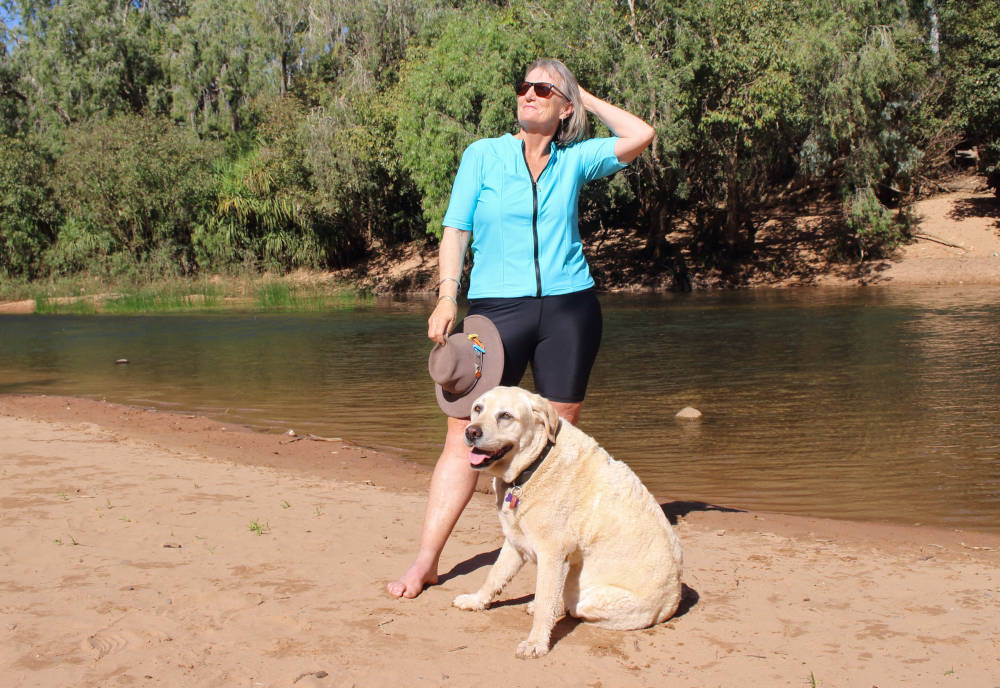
[469,444,512,469]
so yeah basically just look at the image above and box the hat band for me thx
[453,334,486,397]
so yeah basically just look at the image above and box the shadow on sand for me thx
[661,500,744,525]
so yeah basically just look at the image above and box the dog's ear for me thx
[531,392,561,443]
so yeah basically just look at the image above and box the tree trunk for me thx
[724,150,743,250]
[926,0,940,63]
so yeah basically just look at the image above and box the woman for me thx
[388,59,654,598]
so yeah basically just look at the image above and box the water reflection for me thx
[1,286,998,532]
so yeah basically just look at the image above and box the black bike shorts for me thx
[466,289,602,404]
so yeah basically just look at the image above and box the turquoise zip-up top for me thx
[442,133,627,299]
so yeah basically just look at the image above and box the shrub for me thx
[49,114,220,276]
[0,136,60,278]
[843,186,905,260]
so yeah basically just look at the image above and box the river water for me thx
[1,286,998,532]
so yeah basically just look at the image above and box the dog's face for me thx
[464,386,560,482]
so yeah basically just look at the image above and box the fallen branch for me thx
[912,233,968,251]
[280,433,342,445]
[304,433,342,442]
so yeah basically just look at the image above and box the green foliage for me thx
[528,0,682,247]
[196,146,322,271]
[0,135,60,277]
[300,91,424,248]
[17,273,367,313]
[0,38,26,136]
[196,97,371,271]
[48,114,220,277]
[167,0,265,136]
[40,216,118,277]
[797,8,941,188]
[939,0,1000,141]
[9,0,166,137]
[664,0,810,255]
[939,0,1000,195]
[194,2,433,266]
[292,1,435,247]
[0,0,997,284]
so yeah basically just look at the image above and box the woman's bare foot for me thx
[387,558,438,598]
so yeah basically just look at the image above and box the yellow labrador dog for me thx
[453,386,683,659]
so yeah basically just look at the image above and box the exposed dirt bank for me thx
[342,173,999,294]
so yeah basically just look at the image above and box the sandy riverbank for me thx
[1,394,998,687]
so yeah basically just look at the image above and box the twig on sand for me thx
[293,671,329,684]
[960,542,994,551]
[305,433,341,442]
[912,233,968,251]
[280,433,342,445]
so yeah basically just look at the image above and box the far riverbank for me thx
[2,176,998,316]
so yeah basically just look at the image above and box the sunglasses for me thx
[514,81,567,100]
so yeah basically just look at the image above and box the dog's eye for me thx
[498,411,514,422]
[472,404,483,415]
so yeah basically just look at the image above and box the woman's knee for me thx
[438,416,473,461]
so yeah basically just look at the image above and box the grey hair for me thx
[524,59,588,146]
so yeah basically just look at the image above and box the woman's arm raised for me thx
[579,87,655,164]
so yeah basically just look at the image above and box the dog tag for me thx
[504,487,521,510]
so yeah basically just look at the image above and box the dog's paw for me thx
[452,593,488,611]
[524,600,535,616]
[515,639,549,659]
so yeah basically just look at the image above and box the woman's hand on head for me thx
[428,299,458,347]
[576,85,655,164]
[578,86,597,113]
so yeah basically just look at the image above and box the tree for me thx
[9,0,166,136]
[166,0,265,135]
[794,1,946,256]
[665,0,808,258]
[939,0,1000,195]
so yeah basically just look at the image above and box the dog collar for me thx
[502,421,561,510]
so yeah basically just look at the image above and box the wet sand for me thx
[1,394,998,687]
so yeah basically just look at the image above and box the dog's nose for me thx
[465,425,482,443]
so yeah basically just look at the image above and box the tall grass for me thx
[33,295,100,315]
[253,281,367,311]
[4,273,370,315]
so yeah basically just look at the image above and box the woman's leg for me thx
[549,401,582,425]
[387,415,477,598]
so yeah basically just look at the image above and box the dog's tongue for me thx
[469,447,491,466]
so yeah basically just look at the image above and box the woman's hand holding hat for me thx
[428,297,458,347]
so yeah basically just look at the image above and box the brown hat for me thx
[428,314,504,418]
